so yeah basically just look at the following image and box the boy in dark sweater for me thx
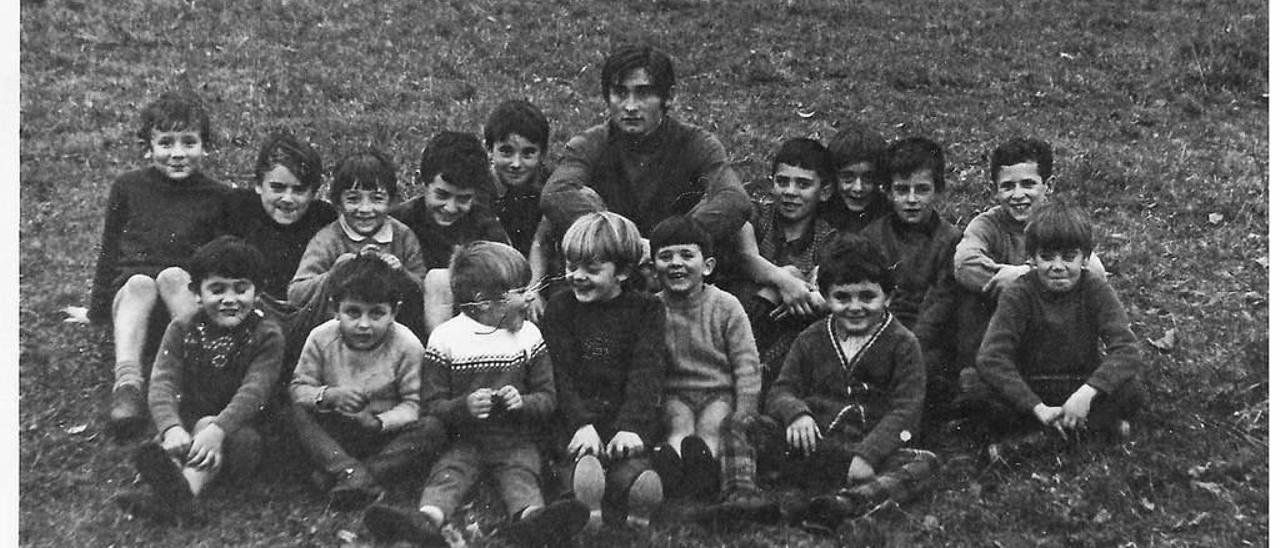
[484,100,558,323]
[859,137,962,331]
[819,122,892,235]
[222,132,337,301]
[364,242,587,547]
[542,212,666,529]
[725,237,937,533]
[969,202,1143,445]
[392,132,511,333]
[113,237,283,523]
[90,91,230,440]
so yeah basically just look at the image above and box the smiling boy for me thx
[540,44,751,247]
[90,91,231,439]
[819,123,891,235]
[114,237,283,523]
[970,202,1143,444]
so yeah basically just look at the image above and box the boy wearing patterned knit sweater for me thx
[364,242,587,548]
[113,237,282,523]
[645,216,763,503]
[969,203,1143,443]
[289,256,445,511]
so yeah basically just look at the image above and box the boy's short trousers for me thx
[665,388,734,418]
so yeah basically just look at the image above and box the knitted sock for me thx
[113,361,144,390]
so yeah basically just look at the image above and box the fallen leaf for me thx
[922,514,941,530]
[65,424,87,435]
[1147,328,1177,352]
[335,529,357,543]
[795,108,816,118]
[1140,497,1156,511]
[1192,481,1226,498]
[62,306,90,324]
[1242,291,1265,307]
[1254,257,1268,269]
[1093,508,1112,524]
[1208,212,1223,224]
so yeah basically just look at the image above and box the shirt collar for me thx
[338,215,394,244]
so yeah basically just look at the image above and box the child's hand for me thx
[160,426,193,459]
[377,252,403,271]
[324,386,369,414]
[567,424,603,460]
[786,414,822,456]
[334,252,359,268]
[846,455,875,484]
[353,409,383,432]
[1032,403,1064,427]
[774,276,816,319]
[188,423,226,470]
[1061,385,1098,430]
[495,385,523,411]
[467,388,495,419]
[606,431,644,460]
[983,264,1032,294]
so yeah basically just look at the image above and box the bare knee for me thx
[156,267,193,294]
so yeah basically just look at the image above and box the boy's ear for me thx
[819,181,835,202]
[1045,175,1056,193]
[703,256,717,276]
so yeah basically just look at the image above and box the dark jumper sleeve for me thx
[975,283,1042,411]
[542,296,591,432]
[853,334,925,465]
[610,296,667,439]
[1085,277,1142,393]
[89,181,128,323]
[212,322,284,435]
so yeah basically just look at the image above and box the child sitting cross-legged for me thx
[90,91,230,440]
[644,216,767,510]
[734,237,939,534]
[288,255,446,511]
[542,212,667,530]
[113,236,283,523]
[966,202,1143,455]
[363,241,588,548]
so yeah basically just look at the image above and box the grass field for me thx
[19,0,1268,546]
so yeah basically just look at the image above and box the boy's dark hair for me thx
[136,91,212,147]
[417,131,491,192]
[771,137,835,186]
[1025,200,1094,257]
[484,100,550,151]
[330,148,399,205]
[817,235,895,295]
[884,137,946,192]
[450,241,532,311]
[601,45,676,108]
[330,254,404,307]
[989,137,1053,182]
[649,215,714,259]
[255,132,324,191]
[828,123,887,170]
[187,236,266,290]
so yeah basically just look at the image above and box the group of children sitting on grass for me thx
[90,48,1143,547]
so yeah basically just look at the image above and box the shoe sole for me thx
[626,470,663,528]
[363,504,445,546]
[572,455,606,529]
[133,442,193,507]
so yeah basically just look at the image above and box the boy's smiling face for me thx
[994,161,1051,222]
[149,129,206,180]
[837,161,878,213]
[490,134,544,190]
[566,259,627,303]
[771,163,832,224]
[1033,248,1086,293]
[654,243,714,296]
[422,174,476,227]
[471,287,531,332]
[825,280,889,338]
[256,165,317,225]
[336,298,397,351]
[197,275,256,329]
[889,169,939,225]
[340,186,391,237]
